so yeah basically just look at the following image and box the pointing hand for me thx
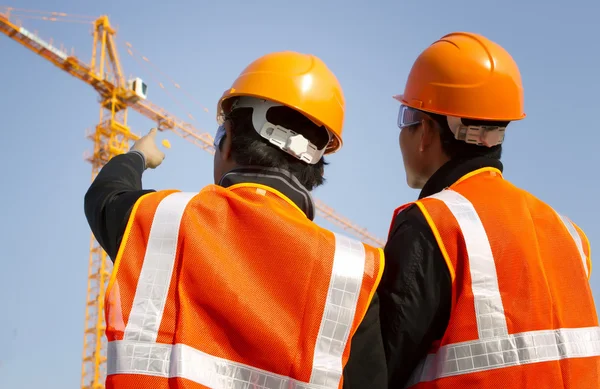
[131,128,166,169]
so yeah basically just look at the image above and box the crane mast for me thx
[82,17,135,389]
[0,8,386,388]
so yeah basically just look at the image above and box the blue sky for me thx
[1,0,598,387]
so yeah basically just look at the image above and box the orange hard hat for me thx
[217,51,345,154]
[396,32,526,121]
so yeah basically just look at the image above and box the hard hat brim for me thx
[392,95,526,122]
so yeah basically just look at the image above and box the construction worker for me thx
[84,51,387,388]
[379,32,600,388]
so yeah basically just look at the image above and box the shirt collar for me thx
[419,157,504,199]
[218,166,316,220]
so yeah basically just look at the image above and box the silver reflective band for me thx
[123,192,196,343]
[311,234,365,385]
[429,190,508,340]
[108,340,325,389]
[557,214,589,278]
[405,326,600,386]
[405,189,600,386]
[108,191,367,389]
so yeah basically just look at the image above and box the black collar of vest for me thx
[219,166,316,221]
[419,157,504,199]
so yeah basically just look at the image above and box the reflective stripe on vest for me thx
[405,189,600,387]
[107,191,368,389]
[557,213,589,278]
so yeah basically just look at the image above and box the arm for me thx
[343,292,388,388]
[84,151,155,260]
[378,204,452,387]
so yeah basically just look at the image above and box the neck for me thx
[218,166,316,221]
[417,153,450,189]
[419,156,503,199]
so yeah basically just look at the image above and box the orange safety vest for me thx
[104,183,384,389]
[389,167,600,388]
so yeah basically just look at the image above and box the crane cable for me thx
[124,41,211,114]
[2,7,95,24]
[125,43,198,123]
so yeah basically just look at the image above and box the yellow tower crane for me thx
[0,7,385,389]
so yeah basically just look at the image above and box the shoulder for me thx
[387,202,440,259]
[382,200,455,299]
[389,203,433,238]
[383,203,441,282]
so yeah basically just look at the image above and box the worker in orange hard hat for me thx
[84,51,387,388]
[378,32,599,388]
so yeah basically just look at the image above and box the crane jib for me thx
[18,26,68,61]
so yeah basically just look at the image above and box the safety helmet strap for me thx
[227,96,329,164]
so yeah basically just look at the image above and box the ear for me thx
[220,120,234,161]
[419,118,437,152]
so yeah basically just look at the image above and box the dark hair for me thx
[220,104,329,191]
[427,112,508,160]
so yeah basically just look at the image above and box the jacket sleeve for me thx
[343,292,388,388]
[378,204,452,387]
[84,151,155,261]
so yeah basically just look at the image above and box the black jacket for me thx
[83,151,388,388]
[379,156,504,387]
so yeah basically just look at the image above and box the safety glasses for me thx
[397,103,506,147]
[397,104,426,129]
[213,124,226,149]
